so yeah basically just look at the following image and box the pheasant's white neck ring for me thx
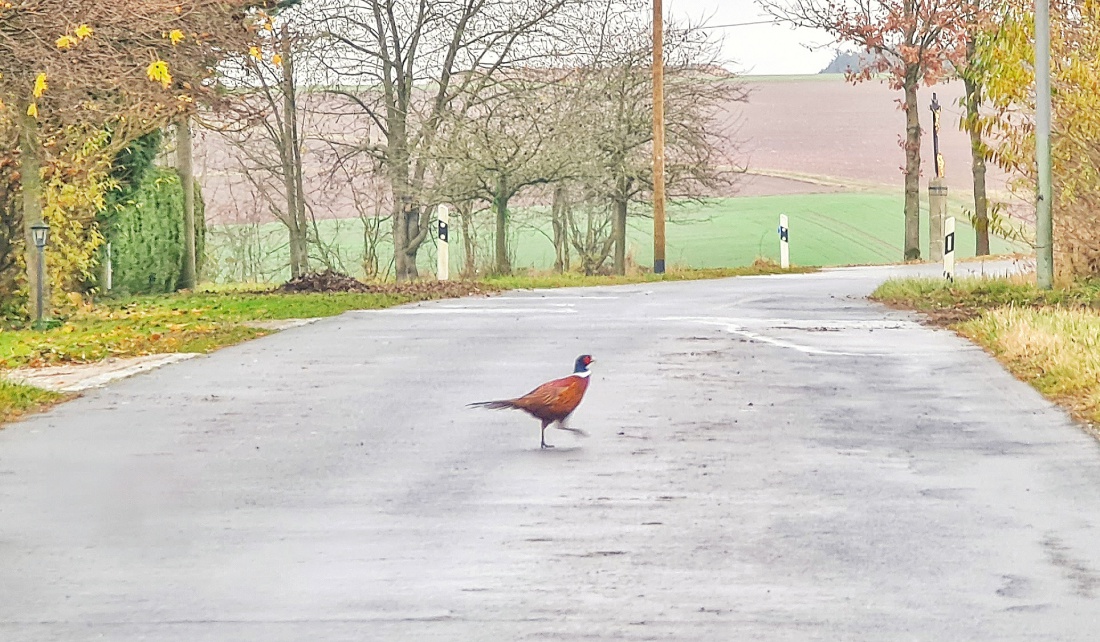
[573,370,592,379]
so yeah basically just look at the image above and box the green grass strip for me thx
[0,380,64,425]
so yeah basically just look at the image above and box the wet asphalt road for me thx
[3,261,1100,640]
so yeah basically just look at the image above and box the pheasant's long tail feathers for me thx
[467,399,518,410]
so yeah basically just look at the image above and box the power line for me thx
[704,19,783,29]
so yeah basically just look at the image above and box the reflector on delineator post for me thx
[778,214,789,269]
[943,217,956,282]
[437,204,449,281]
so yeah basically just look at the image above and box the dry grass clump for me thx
[960,307,1100,424]
[874,275,1100,428]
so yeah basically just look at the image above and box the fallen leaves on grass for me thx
[0,315,265,369]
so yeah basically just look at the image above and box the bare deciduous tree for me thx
[211,11,316,278]
[312,0,573,280]
[570,1,746,274]
[437,73,581,274]
[760,0,972,261]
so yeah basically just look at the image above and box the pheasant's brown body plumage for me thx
[470,355,594,448]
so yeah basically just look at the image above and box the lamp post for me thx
[30,223,49,327]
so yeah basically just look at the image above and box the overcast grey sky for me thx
[668,1,837,75]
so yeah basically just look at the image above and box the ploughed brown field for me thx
[734,75,1010,198]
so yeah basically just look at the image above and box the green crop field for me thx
[204,192,1027,282]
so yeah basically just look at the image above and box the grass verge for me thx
[0,284,499,370]
[1,263,807,423]
[872,275,1100,426]
[0,380,64,424]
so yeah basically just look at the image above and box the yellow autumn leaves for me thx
[14,15,267,119]
[55,23,92,49]
[33,73,47,98]
[24,72,47,117]
[48,22,181,101]
[148,29,185,89]
[250,46,283,67]
[48,23,92,116]
[146,60,172,89]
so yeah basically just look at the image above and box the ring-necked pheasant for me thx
[469,355,594,449]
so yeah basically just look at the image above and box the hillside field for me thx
[205,192,1025,282]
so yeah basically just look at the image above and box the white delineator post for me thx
[943,216,956,282]
[437,204,449,281]
[778,214,790,269]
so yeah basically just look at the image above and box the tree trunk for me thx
[177,117,197,289]
[391,199,407,281]
[362,221,379,278]
[612,176,630,275]
[389,198,422,282]
[390,195,422,282]
[387,104,420,282]
[963,61,990,255]
[902,74,922,261]
[400,207,421,280]
[19,105,47,321]
[493,176,511,275]
[458,200,476,277]
[281,28,308,279]
[551,186,567,274]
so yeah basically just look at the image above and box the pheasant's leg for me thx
[557,418,588,438]
[540,421,554,449]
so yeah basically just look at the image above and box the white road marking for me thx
[724,327,863,356]
[516,294,622,300]
[385,307,575,315]
[664,316,934,357]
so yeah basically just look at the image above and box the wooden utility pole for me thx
[1035,0,1053,289]
[177,116,197,290]
[652,0,666,274]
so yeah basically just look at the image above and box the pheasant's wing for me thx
[511,376,587,420]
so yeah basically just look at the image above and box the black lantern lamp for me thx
[30,223,49,326]
[31,223,49,249]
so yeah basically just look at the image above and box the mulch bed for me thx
[277,270,499,298]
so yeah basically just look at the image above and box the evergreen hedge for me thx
[108,167,205,295]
